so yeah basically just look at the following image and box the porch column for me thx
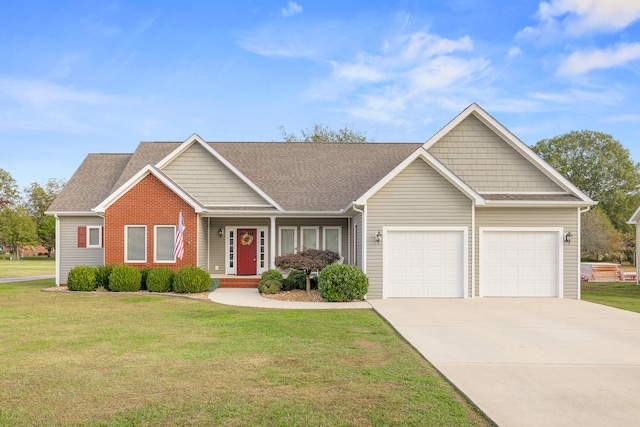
[270,216,276,269]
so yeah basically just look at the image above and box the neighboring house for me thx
[46,104,595,298]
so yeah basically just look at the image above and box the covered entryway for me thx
[384,228,466,298]
[480,228,561,297]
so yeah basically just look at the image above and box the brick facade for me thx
[104,174,197,270]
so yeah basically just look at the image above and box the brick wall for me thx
[104,173,197,270]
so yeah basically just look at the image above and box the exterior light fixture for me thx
[375,231,382,244]
[218,227,224,238]
[564,231,572,244]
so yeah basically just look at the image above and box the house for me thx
[46,104,595,298]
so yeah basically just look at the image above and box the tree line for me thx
[0,168,64,258]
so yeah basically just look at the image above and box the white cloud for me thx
[281,1,302,18]
[519,0,640,38]
[507,46,522,59]
[558,42,640,75]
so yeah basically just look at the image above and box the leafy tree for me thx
[279,124,370,142]
[23,178,65,255]
[532,131,640,231]
[0,168,18,209]
[275,249,341,293]
[0,206,37,258]
[581,208,620,261]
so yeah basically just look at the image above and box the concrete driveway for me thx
[368,298,640,427]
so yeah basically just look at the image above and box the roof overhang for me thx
[628,206,640,224]
[352,146,485,207]
[93,164,204,213]
[45,211,103,216]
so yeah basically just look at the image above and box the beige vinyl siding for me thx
[58,215,104,285]
[352,213,363,269]
[366,159,473,299]
[162,143,271,207]
[476,207,580,299]
[429,114,563,193]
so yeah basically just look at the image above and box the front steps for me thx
[217,276,261,288]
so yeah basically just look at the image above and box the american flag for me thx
[174,211,185,260]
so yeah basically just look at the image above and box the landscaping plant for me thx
[173,266,210,293]
[318,264,368,302]
[66,265,97,292]
[275,249,340,293]
[108,265,142,292]
[146,267,174,293]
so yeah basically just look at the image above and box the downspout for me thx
[352,203,366,274]
[54,214,60,286]
[270,216,276,270]
[471,200,475,298]
[578,206,591,299]
[207,217,210,273]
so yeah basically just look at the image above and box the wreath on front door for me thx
[240,232,254,246]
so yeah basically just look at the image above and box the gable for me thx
[370,158,472,215]
[161,142,273,208]
[428,114,564,193]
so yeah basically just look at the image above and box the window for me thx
[279,227,297,255]
[125,225,146,263]
[301,227,319,250]
[87,226,102,248]
[323,226,341,255]
[155,225,176,263]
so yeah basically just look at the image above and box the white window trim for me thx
[279,226,298,255]
[125,225,147,263]
[86,226,102,248]
[154,225,176,263]
[300,226,319,250]
[323,226,342,255]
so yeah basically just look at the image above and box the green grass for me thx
[0,256,55,278]
[0,280,491,426]
[581,281,640,313]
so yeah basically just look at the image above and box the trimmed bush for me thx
[282,269,305,291]
[258,279,281,294]
[209,278,220,292]
[109,265,142,292]
[146,267,174,293]
[173,266,210,293]
[95,265,113,290]
[258,269,283,294]
[318,264,368,302]
[67,265,97,292]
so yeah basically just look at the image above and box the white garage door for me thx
[385,229,465,298]
[481,229,560,297]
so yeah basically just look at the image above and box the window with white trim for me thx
[279,227,297,255]
[155,225,176,263]
[323,226,341,255]
[125,225,146,263]
[301,226,319,250]
[87,226,102,248]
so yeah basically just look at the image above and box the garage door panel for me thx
[386,230,465,298]
[481,230,559,297]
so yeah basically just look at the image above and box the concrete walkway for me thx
[368,298,640,427]
[0,275,55,283]
[209,288,371,309]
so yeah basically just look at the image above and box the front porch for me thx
[212,274,261,288]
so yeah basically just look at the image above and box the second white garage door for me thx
[385,229,466,298]
[480,229,561,297]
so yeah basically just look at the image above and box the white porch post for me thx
[270,216,276,269]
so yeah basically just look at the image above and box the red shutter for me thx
[78,227,86,248]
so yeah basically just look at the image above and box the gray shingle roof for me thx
[47,153,132,213]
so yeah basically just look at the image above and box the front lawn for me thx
[581,281,640,313]
[0,280,490,426]
[0,256,55,278]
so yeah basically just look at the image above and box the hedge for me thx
[317,264,368,302]
[67,265,97,292]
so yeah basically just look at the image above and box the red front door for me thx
[237,229,257,275]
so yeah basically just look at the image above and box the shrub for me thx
[173,266,210,293]
[318,264,368,302]
[67,265,97,292]
[109,265,142,292]
[209,278,220,292]
[258,269,283,293]
[146,267,174,293]
[258,279,281,294]
[140,267,152,291]
[95,265,113,290]
[282,269,305,291]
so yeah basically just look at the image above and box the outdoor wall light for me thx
[375,230,382,244]
[564,231,572,244]
[218,227,224,238]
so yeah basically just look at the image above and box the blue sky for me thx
[1,0,640,190]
